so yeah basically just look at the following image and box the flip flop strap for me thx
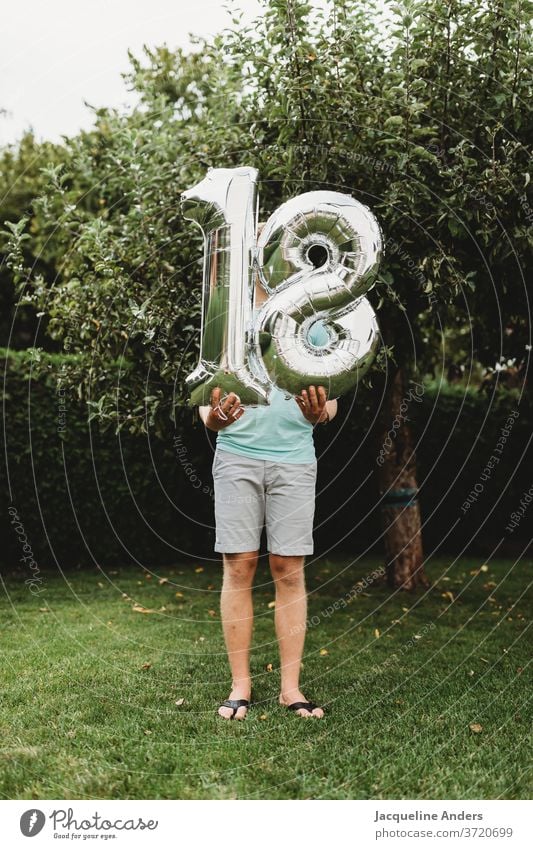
[288,701,318,712]
[220,699,250,710]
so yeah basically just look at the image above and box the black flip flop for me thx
[287,701,324,717]
[219,698,250,719]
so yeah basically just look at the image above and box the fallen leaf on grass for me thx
[132,604,157,614]
[320,648,329,655]
[175,698,185,707]
[144,729,152,735]
[208,609,217,617]
[374,629,380,639]
[266,663,273,672]
[141,662,152,670]
[195,566,204,573]
[175,592,184,599]
[469,722,483,734]
[480,564,489,572]
[158,577,169,585]
[267,600,276,609]
[39,607,49,613]
[441,591,455,603]
[97,582,104,589]
[259,714,268,720]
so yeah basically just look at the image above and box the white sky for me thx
[0,0,263,147]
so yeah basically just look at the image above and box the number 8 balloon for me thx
[181,167,383,406]
[255,189,382,398]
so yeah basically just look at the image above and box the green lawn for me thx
[0,556,531,799]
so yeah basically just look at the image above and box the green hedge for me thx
[313,380,532,558]
[1,348,214,571]
[1,348,531,572]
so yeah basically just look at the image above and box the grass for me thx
[0,555,531,800]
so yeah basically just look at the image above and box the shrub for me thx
[1,348,215,570]
[2,349,530,572]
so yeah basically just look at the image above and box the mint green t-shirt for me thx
[216,312,330,464]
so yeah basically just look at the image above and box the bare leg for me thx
[269,553,324,718]
[218,550,258,719]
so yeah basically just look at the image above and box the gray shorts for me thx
[212,448,317,555]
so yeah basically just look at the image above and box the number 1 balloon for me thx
[181,166,271,407]
[181,168,383,406]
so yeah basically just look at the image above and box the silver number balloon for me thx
[254,191,383,398]
[181,166,271,406]
[181,170,383,405]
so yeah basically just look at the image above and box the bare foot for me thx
[218,681,251,720]
[279,689,324,718]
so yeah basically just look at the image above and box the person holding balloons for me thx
[187,167,382,721]
[199,274,337,720]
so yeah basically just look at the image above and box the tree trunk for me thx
[376,366,428,590]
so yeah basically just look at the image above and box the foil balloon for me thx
[180,166,271,407]
[254,191,383,399]
[181,170,383,406]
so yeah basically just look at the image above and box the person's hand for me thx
[295,385,329,425]
[206,388,245,431]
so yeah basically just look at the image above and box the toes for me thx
[295,707,324,718]
[218,705,249,720]
[218,707,234,720]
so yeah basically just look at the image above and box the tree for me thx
[4,0,532,588]
[220,0,531,588]
[0,132,64,348]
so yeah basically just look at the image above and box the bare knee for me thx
[223,551,258,586]
[270,554,305,588]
